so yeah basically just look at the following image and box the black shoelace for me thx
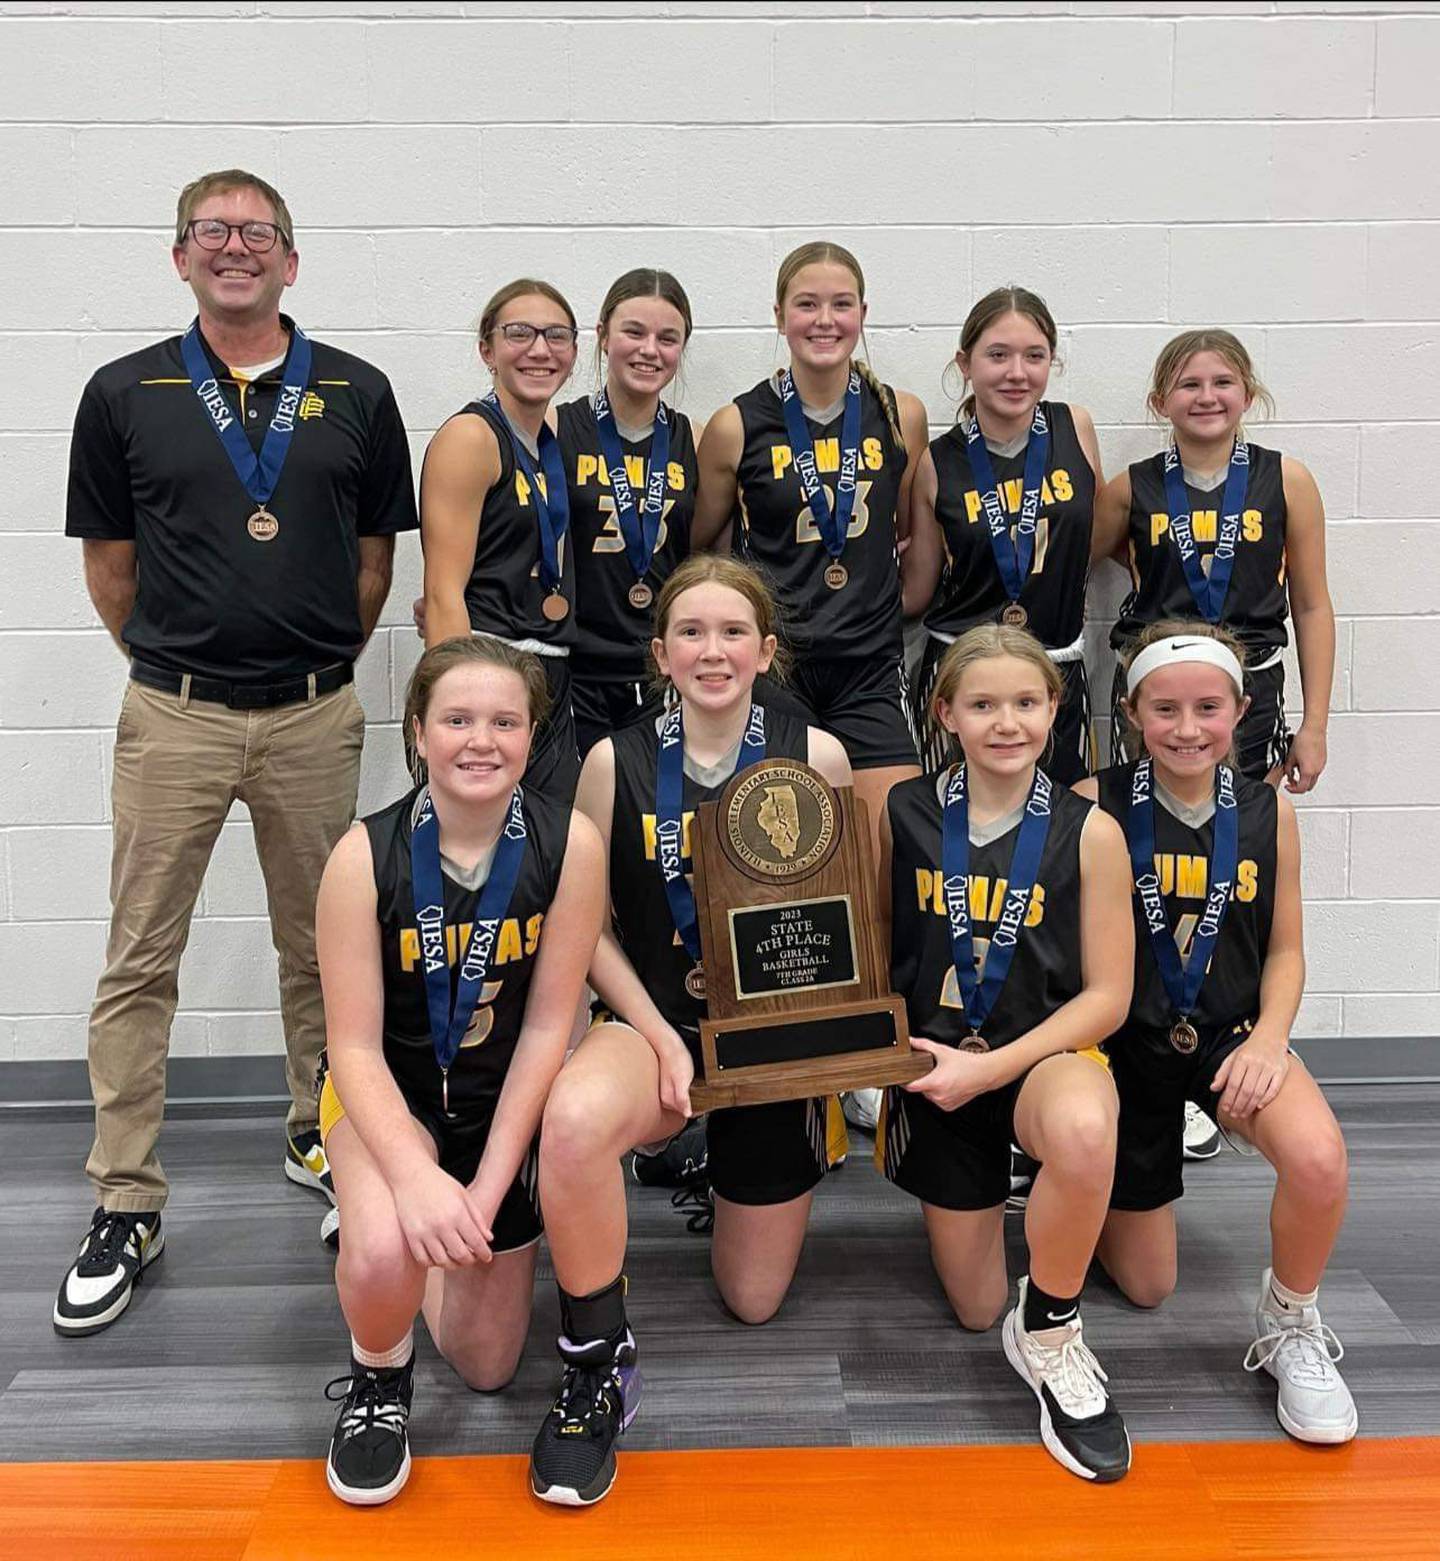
[670,1180,714,1235]
[552,1359,624,1439]
[78,1212,143,1276]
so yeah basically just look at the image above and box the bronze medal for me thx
[541,592,570,623]
[246,506,279,543]
[823,562,848,591]
[1170,1019,1199,1055]
[959,1035,990,1054]
[1000,601,1027,628]
[628,581,654,611]
[684,964,707,1002]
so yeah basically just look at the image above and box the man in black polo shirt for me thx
[55,168,417,1337]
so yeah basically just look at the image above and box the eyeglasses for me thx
[184,219,289,254]
[491,322,579,349]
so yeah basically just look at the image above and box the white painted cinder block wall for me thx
[1,0,1437,1067]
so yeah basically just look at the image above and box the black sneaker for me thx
[632,1115,707,1189]
[286,1126,335,1204]
[1002,1279,1131,1482]
[54,1208,165,1337]
[670,1180,714,1235]
[325,1356,415,1506]
[530,1331,642,1506]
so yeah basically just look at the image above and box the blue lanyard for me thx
[777,367,861,561]
[964,403,1050,606]
[940,763,1054,1040]
[410,786,529,1100]
[1126,758,1239,1022]
[593,389,671,584]
[481,391,570,593]
[179,318,312,507]
[654,703,767,961]
[1160,440,1250,623]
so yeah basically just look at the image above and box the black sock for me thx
[1024,1276,1080,1333]
[559,1274,627,1348]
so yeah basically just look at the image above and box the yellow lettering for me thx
[624,454,645,488]
[576,454,599,487]
[862,436,883,472]
[400,928,419,972]
[1237,860,1258,902]
[1176,855,1207,899]
[813,437,840,475]
[965,489,984,526]
[1051,468,1074,502]
[1192,510,1218,542]
[495,919,522,965]
[642,810,696,861]
[524,912,543,955]
[1150,512,1170,547]
[771,445,793,481]
[667,460,687,492]
[1242,508,1263,543]
[916,868,937,913]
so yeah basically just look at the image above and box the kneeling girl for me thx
[530,554,851,1507]
[315,637,603,1505]
[880,624,1135,1482]
[1083,621,1355,1445]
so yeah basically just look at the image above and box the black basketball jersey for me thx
[364,785,572,1117]
[1096,761,1276,1042]
[923,401,1095,647]
[448,399,577,648]
[887,771,1091,1050]
[732,375,905,660]
[608,706,811,1043]
[558,396,697,683]
[1112,444,1288,659]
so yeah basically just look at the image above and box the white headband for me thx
[1125,636,1245,698]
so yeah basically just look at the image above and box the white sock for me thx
[352,1330,413,1370]
[1266,1274,1319,1314]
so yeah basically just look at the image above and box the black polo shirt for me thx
[65,316,417,682]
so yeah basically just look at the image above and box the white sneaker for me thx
[1002,1278,1131,1482]
[1183,1101,1222,1160]
[1243,1269,1357,1444]
[842,1089,881,1134]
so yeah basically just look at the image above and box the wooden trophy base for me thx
[689,996,932,1111]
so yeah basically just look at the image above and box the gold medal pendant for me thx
[684,964,707,1002]
[824,562,848,591]
[628,581,654,611]
[541,591,570,623]
[247,506,280,542]
[1000,601,1027,627]
[1170,1019,1199,1055]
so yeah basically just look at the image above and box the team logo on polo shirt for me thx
[299,391,326,420]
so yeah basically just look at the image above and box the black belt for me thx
[130,659,353,710]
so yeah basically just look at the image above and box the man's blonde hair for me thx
[175,169,294,248]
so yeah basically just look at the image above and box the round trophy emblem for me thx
[720,760,840,881]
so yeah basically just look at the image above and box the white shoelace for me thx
[1244,1316,1346,1386]
[1028,1326,1111,1419]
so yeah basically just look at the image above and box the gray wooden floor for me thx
[1,1084,1437,1463]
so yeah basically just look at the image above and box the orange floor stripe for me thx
[1,1439,1438,1561]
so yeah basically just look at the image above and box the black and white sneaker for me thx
[325,1356,414,1506]
[1006,1145,1040,1213]
[1183,1102,1222,1161]
[530,1331,642,1506]
[632,1115,707,1189]
[1002,1278,1131,1482]
[285,1127,335,1203]
[320,1207,341,1253]
[54,1207,164,1337]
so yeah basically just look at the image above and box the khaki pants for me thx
[86,678,365,1212]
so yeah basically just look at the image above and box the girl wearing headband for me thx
[880,624,1136,1483]
[1093,330,1335,793]
[1078,620,1356,1447]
